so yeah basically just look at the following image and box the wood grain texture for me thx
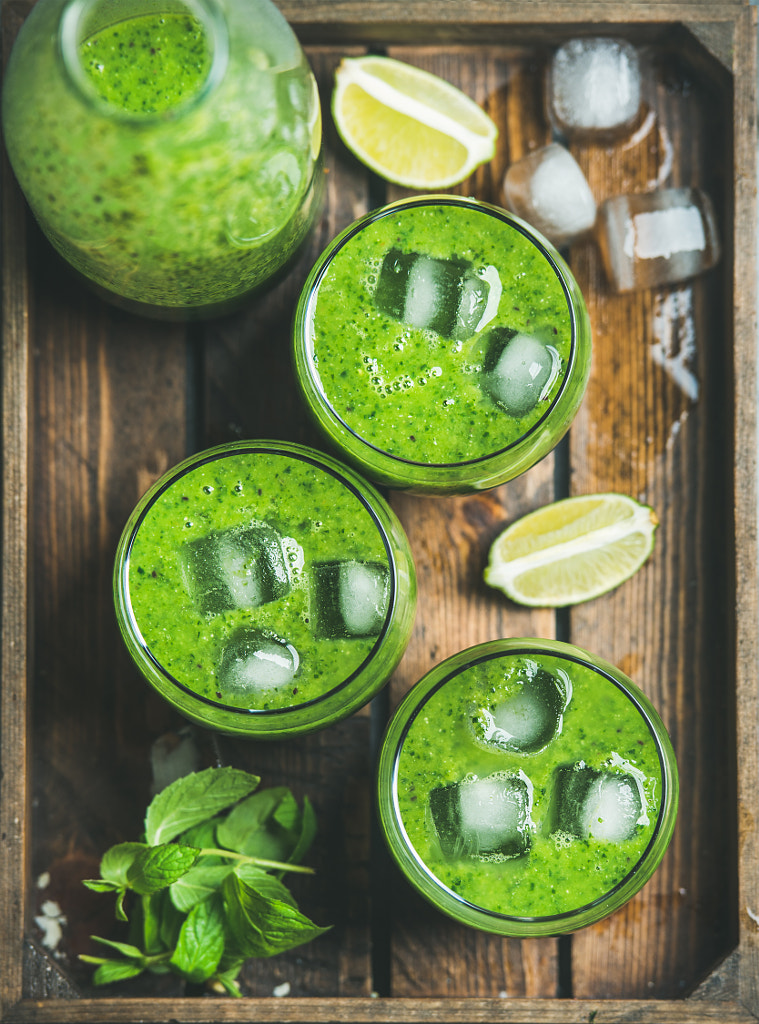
[3,995,759,1024]
[1,3,31,1015]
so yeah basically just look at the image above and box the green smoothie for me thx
[114,442,417,737]
[377,640,678,934]
[2,0,322,314]
[294,197,592,493]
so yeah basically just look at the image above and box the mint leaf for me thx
[159,897,186,951]
[289,796,317,865]
[91,936,144,959]
[170,894,225,983]
[177,819,219,858]
[140,892,164,955]
[170,863,233,913]
[101,842,148,885]
[233,864,297,907]
[127,844,199,895]
[145,767,259,846]
[222,873,329,959]
[91,959,145,986]
[213,965,243,998]
[216,788,300,863]
[82,879,120,893]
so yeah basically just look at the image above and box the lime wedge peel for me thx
[484,493,659,608]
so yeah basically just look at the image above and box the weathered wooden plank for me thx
[0,1,32,1015]
[731,10,759,1021]
[4,995,759,1024]
[566,28,736,1000]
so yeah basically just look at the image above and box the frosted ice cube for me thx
[429,771,533,860]
[552,763,646,842]
[312,560,390,639]
[503,143,596,246]
[374,249,499,339]
[180,524,291,616]
[548,37,642,136]
[597,188,720,292]
[480,328,562,417]
[473,667,572,754]
[217,629,299,696]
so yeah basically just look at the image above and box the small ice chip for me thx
[312,560,390,639]
[273,982,291,997]
[180,523,291,616]
[429,771,533,861]
[480,328,561,417]
[473,667,572,754]
[374,248,496,339]
[552,763,646,842]
[549,37,642,135]
[217,629,299,696]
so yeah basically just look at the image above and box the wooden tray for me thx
[1,1,757,1021]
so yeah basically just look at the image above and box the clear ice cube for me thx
[503,143,596,247]
[180,524,291,616]
[374,249,500,339]
[552,763,646,842]
[597,188,720,292]
[217,628,299,696]
[473,667,572,754]
[312,560,390,639]
[480,328,562,417]
[548,37,642,137]
[429,771,533,860]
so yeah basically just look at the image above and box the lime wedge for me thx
[332,55,498,189]
[484,493,658,607]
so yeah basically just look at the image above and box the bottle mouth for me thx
[58,0,229,123]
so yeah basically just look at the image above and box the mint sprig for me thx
[80,767,328,995]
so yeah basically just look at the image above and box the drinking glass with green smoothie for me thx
[293,196,592,494]
[377,638,678,935]
[2,0,322,318]
[114,442,417,737]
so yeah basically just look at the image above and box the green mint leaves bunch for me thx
[80,767,329,997]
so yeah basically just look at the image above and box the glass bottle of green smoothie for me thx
[2,0,323,318]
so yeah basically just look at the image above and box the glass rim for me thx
[58,0,229,125]
[117,441,399,717]
[298,195,581,469]
[385,640,671,925]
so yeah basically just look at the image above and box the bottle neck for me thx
[58,0,229,122]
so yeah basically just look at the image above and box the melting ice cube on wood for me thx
[597,188,720,292]
[429,771,534,860]
[180,524,291,616]
[312,560,390,639]
[480,328,561,417]
[217,628,299,696]
[548,37,643,137]
[503,143,596,247]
